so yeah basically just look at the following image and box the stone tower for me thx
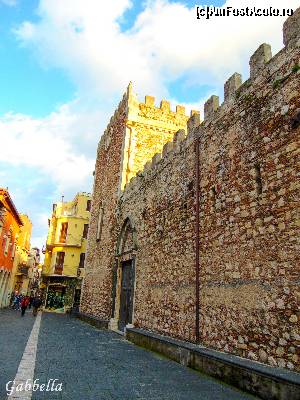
[80,84,190,319]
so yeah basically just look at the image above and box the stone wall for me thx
[81,9,300,372]
[196,30,300,370]
[80,92,128,319]
[118,130,196,341]
[80,85,189,319]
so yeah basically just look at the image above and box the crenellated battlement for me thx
[142,95,187,117]
[97,79,195,190]
[98,8,300,199]
[283,7,300,47]
[202,7,300,123]
[121,7,300,199]
[224,73,242,102]
[118,83,193,188]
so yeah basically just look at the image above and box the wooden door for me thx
[118,260,134,331]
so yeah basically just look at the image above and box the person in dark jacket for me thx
[29,294,34,309]
[20,296,29,316]
[32,296,42,316]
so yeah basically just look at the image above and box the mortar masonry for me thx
[81,9,300,372]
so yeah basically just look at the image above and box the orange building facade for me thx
[0,188,23,307]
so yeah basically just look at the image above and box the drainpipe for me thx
[194,134,200,344]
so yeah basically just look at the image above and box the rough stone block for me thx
[151,153,162,166]
[145,95,155,107]
[204,95,219,119]
[176,105,185,115]
[173,129,186,144]
[143,161,152,172]
[130,176,137,186]
[283,7,300,47]
[160,100,170,112]
[162,141,174,157]
[187,111,200,133]
[249,44,272,79]
[224,73,242,101]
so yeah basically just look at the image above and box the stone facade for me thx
[81,85,189,319]
[81,10,300,372]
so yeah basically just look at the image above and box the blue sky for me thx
[0,0,75,117]
[0,0,297,250]
[0,0,232,115]
[0,0,221,117]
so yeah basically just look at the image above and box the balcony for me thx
[18,263,29,277]
[53,264,63,275]
[45,242,55,251]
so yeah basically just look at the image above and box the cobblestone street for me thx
[0,309,260,400]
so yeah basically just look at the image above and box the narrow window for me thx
[211,186,217,206]
[11,241,16,259]
[79,253,85,267]
[255,164,263,195]
[4,231,11,256]
[86,200,92,211]
[96,207,104,242]
[59,222,68,243]
[55,251,65,274]
[3,236,8,255]
[83,224,89,239]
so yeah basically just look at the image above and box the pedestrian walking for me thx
[16,294,22,310]
[9,292,14,307]
[20,296,29,317]
[32,296,42,316]
[11,293,17,309]
[29,294,34,309]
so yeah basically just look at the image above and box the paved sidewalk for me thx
[0,310,259,400]
[0,308,35,399]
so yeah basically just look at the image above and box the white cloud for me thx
[0,105,96,192]
[14,0,299,101]
[15,21,35,39]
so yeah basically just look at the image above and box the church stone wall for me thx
[118,131,196,341]
[80,93,128,319]
[81,9,300,372]
[81,86,189,319]
[196,29,300,370]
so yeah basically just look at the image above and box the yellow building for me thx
[42,192,91,312]
[10,214,33,296]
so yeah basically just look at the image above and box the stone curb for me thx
[126,327,300,400]
[74,311,109,329]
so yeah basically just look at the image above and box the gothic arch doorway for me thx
[111,218,137,332]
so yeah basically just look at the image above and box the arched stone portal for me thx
[110,218,137,332]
